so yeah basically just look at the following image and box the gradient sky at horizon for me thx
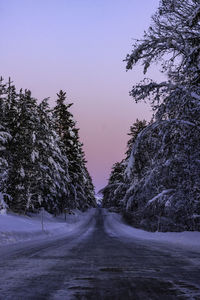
[1,0,161,192]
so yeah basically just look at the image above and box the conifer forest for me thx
[0,0,200,231]
[0,79,96,214]
[102,0,200,232]
[1,1,200,299]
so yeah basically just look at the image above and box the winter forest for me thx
[1,0,200,233]
[102,0,200,232]
[0,81,96,214]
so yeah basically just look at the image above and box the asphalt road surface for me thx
[0,208,200,300]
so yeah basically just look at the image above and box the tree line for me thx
[0,78,96,214]
[102,0,200,232]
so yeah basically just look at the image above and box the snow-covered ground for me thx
[104,210,200,252]
[1,208,200,252]
[0,208,95,246]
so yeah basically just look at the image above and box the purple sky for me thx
[1,0,162,192]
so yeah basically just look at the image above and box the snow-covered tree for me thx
[6,90,41,212]
[103,0,200,231]
[120,0,200,231]
[36,98,69,214]
[82,167,96,208]
[102,119,147,209]
[53,90,95,210]
[125,0,200,122]
[126,119,147,158]
[0,123,11,212]
[123,120,200,231]
[0,78,11,211]
[102,160,127,209]
[5,89,70,214]
[0,78,95,214]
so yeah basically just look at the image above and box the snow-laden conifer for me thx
[36,98,70,214]
[102,119,147,210]
[125,0,200,122]
[53,90,96,210]
[121,0,200,231]
[0,79,95,214]
[104,0,200,231]
[0,78,12,211]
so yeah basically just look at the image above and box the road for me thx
[0,208,200,299]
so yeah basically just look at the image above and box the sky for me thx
[1,0,161,192]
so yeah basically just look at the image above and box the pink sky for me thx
[1,0,162,192]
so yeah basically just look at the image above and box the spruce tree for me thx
[37,98,69,213]
[53,90,95,210]
[0,124,10,211]
[0,78,11,211]
[102,119,147,209]
[108,161,126,185]
[126,119,147,158]
[6,90,41,212]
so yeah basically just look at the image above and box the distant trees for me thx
[102,119,147,209]
[0,78,96,214]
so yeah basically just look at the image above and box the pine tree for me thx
[108,162,126,185]
[4,78,19,136]
[83,168,96,208]
[126,119,147,158]
[0,126,10,211]
[53,90,95,210]
[102,119,147,209]
[0,78,12,211]
[36,98,69,213]
[0,77,7,120]
[6,90,41,212]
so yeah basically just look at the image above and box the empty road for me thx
[0,209,200,299]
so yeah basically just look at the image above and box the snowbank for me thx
[0,209,95,246]
[104,211,200,252]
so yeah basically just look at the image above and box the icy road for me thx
[0,209,200,299]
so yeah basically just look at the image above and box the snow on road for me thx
[0,208,199,299]
[0,208,95,246]
[104,210,200,252]
[1,207,200,251]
